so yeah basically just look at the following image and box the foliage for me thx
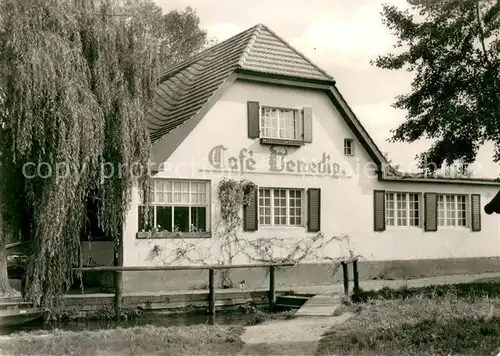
[50,306,142,322]
[218,178,257,226]
[123,0,214,72]
[356,281,500,302]
[216,178,257,287]
[317,295,500,355]
[383,152,400,171]
[0,0,160,311]
[7,254,28,271]
[0,0,211,307]
[440,159,474,178]
[244,309,296,326]
[374,0,500,171]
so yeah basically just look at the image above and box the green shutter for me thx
[247,101,260,139]
[243,188,258,231]
[424,193,438,232]
[303,106,313,143]
[471,194,481,232]
[295,110,303,141]
[307,188,321,232]
[373,190,385,232]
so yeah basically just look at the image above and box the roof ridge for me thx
[158,25,259,82]
[148,22,339,147]
[238,23,263,67]
[259,24,334,81]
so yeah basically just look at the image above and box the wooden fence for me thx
[74,263,295,320]
[340,258,360,298]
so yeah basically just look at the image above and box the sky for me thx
[154,0,500,179]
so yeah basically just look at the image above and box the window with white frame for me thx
[385,192,420,227]
[258,188,303,226]
[260,107,299,140]
[138,180,210,233]
[437,194,467,227]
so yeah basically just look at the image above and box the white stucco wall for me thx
[121,79,500,267]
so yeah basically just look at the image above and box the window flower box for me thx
[136,231,212,239]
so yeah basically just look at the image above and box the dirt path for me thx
[236,313,353,356]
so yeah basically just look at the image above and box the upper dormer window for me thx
[247,102,313,147]
[260,107,299,140]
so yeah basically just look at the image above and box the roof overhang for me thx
[379,161,500,186]
[380,173,500,186]
[235,68,336,87]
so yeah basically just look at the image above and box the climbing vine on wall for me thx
[218,178,257,226]
[146,178,357,288]
[216,178,257,287]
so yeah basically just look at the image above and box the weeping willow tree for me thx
[0,0,160,309]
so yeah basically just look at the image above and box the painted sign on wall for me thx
[204,145,349,178]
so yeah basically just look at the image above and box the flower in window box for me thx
[171,230,182,238]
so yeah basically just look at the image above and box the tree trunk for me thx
[113,232,123,321]
[0,214,15,296]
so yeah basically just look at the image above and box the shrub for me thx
[356,282,500,302]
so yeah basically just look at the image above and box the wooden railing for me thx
[74,263,295,320]
[340,258,360,298]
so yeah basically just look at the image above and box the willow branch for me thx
[476,0,490,65]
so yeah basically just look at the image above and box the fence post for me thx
[208,269,215,316]
[341,261,349,297]
[269,266,276,309]
[352,259,360,297]
[114,270,123,321]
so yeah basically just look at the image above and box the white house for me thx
[84,24,500,292]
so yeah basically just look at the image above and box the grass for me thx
[318,290,500,355]
[244,309,296,326]
[0,324,244,356]
[355,281,500,302]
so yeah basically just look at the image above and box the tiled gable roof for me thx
[240,26,332,81]
[147,23,334,143]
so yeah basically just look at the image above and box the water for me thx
[1,311,258,336]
